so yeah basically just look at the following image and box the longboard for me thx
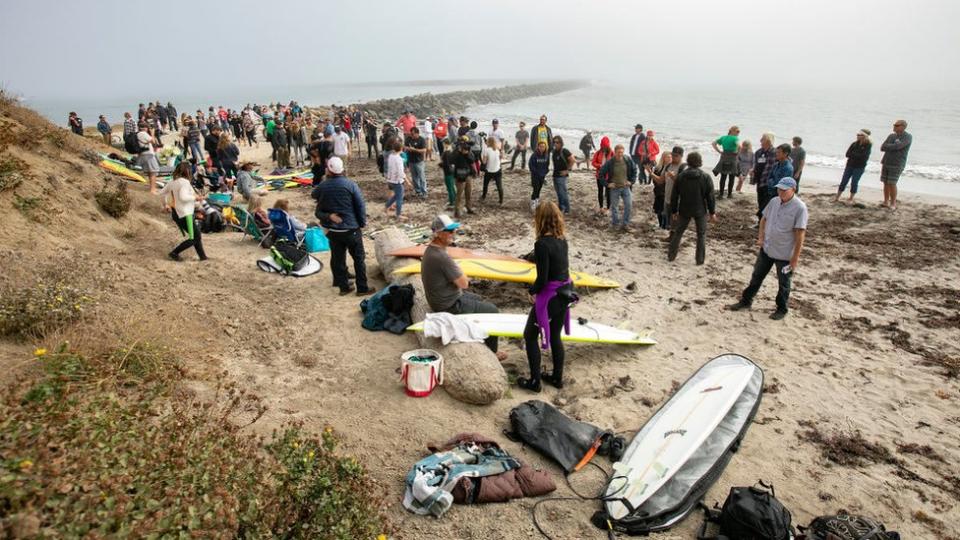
[605,358,757,520]
[98,159,146,183]
[389,245,526,263]
[406,313,654,345]
[394,258,620,289]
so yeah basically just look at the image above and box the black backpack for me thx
[799,512,900,540]
[381,284,415,335]
[201,209,224,234]
[698,481,794,540]
[124,131,140,154]
[269,240,308,274]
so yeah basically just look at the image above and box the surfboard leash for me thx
[530,461,628,540]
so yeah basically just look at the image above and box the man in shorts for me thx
[879,120,912,210]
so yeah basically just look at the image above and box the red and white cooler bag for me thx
[400,349,444,397]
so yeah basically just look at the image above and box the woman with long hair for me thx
[217,132,240,182]
[159,162,206,261]
[735,139,754,193]
[517,202,573,392]
[650,151,673,230]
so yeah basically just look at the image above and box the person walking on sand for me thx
[384,139,412,220]
[404,127,428,198]
[591,136,615,214]
[712,125,741,199]
[333,125,351,161]
[510,121,529,171]
[598,144,639,230]
[452,137,477,218]
[551,136,575,214]
[790,136,806,192]
[96,115,111,145]
[579,131,595,170]
[517,202,574,392]
[364,118,379,159]
[529,140,550,212]
[668,152,717,265]
[421,214,507,360]
[530,115,553,158]
[481,136,504,205]
[728,177,807,320]
[311,156,375,297]
[835,129,872,202]
[137,124,161,194]
[736,140,754,193]
[159,162,207,262]
[661,146,686,234]
[880,120,912,210]
[628,124,646,183]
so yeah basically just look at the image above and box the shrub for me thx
[0,343,386,539]
[0,273,93,340]
[95,181,131,218]
[0,154,26,192]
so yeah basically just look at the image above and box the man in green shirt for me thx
[598,145,639,230]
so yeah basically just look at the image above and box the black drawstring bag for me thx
[506,400,625,474]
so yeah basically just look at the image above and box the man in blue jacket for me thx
[312,157,375,296]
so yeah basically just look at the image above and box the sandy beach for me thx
[2,98,959,539]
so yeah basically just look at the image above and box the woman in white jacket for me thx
[384,139,412,220]
[158,162,207,261]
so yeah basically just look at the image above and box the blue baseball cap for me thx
[774,177,797,191]
[431,214,460,233]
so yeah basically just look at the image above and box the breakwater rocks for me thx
[353,80,589,121]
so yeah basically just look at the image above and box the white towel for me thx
[422,312,488,345]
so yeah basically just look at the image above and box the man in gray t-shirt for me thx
[728,177,808,320]
[420,214,504,356]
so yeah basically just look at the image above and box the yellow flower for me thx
[307,451,315,459]
[377,535,387,540]
[34,348,47,357]
[19,460,33,471]
[324,427,333,433]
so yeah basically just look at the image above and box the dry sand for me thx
[3,115,959,539]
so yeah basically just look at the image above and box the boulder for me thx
[373,228,507,405]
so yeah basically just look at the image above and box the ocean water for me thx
[23,81,502,133]
[464,82,960,189]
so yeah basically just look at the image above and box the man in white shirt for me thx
[490,119,506,152]
[422,117,434,160]
[333,126,351,160]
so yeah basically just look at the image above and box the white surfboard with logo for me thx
[605,355,758,520]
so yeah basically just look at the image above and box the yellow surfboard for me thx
[394,258,619,289]
[98,159,146,183]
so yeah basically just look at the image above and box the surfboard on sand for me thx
[389,245,526,263]
[603,354,762,522]
[406,313,655,345]
[98,159,146,183]
[393,258,620,289]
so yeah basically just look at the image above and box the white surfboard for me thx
[604,358,757,520]
[406,313,656,346]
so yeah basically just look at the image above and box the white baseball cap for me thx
[327,156,344,175]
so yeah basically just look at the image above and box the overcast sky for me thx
[2,0,958,99]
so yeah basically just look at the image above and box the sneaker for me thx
[727,301,752,311]
[516,377,542,393]
[339,286,356,296]
[168,252,182,262]
[542,372,564,389]
[356,287,376,297]
[769,309,788,320]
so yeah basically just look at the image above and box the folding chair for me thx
[230,205,273,247]
[267,208,305,247]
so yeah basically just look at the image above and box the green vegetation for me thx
[0,273,92,340]
[95,181,131,218]
[0,342,385,538]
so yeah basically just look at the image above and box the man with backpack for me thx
[311,157,375,297]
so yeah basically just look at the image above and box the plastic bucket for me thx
[400,349,443,397]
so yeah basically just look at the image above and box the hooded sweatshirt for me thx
[591,136,614,175]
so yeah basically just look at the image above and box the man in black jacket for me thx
[204,126,222,171]
[667,152,717,265]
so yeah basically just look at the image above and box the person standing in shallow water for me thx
[517,202,573,393]
[835,129,872,203]
[879,120,912,211]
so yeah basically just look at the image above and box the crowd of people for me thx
[74,100,914,385]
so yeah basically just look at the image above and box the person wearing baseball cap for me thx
[421,214,506,359]
[728,176,808,320]
[310,156,375,296]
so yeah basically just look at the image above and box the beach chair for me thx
[231,205,273,247]
[267,208,305,247]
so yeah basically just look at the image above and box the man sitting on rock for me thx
[421,214,506,360]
